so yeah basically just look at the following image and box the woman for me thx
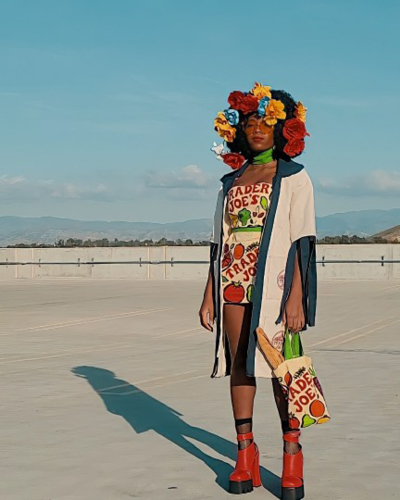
[199,83,317,499]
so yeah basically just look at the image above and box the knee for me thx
[231,349,247,373]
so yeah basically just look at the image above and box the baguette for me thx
[256,326,284,369]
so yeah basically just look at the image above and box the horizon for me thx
[2,204,400,225]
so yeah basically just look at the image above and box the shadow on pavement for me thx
[72,365,280,496]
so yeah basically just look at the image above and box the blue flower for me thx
[257,96,270,117]
[224,108,240,126]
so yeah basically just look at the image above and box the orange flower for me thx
[250,82,272,100]
[295,101,307,123]
[214,112,236,142]
[264,99,286,125]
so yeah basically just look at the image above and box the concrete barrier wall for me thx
[0,245,399,280]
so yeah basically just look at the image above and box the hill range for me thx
[1,208,400,246]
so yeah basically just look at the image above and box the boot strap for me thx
[283,430,301,443]
[237,432,254,442]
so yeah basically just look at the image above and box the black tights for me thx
[224,303,300,454]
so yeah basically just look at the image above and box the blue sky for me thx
[0,0,398,222]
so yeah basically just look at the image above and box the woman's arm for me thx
[282,248,305,332]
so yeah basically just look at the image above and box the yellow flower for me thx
[264,99,286,125]
[250,82,272,100]
[214,112,236,142]
[295,101,307,123]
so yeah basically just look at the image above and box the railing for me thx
[1,257,400,267]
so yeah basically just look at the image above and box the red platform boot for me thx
[281,430,304,500]
[229,431,262,494]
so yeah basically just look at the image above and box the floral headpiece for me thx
[212,82,309,169]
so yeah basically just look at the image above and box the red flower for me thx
[283,118,310,140]
[228,91,246,108]
[228,91,259,114]
[221,153,245,170]
[283,138,305,157]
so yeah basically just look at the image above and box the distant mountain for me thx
[316,208,400,238]
[0,216,213,246]
[0,208,399,246]
[372,224,400,242]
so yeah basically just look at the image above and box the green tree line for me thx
[5,234,396,248]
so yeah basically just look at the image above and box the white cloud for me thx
[0,164,217,205]
[143,164,213,189]
[0,175,123,202]
[318,170,400,197]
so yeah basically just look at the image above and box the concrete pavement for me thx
[1,278,399,499]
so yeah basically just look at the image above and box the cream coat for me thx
[209,158,317,379]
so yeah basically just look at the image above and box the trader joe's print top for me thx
[221,181,272,304]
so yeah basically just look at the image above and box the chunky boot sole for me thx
[229,432,262,494]
[281,484,305,500]
[229,478,253,494]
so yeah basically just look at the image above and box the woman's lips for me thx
[252,136,264,142]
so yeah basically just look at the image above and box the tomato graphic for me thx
[223,282,245,303]
[233,243,245,260]
[289,416,300,429]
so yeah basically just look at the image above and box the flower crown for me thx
[212,82,309,169]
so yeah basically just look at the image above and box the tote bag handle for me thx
[283,328,304,360]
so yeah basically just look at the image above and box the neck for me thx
[252,147,274,165]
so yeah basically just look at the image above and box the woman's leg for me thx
[223,303,256,449]
[272,378,300,454]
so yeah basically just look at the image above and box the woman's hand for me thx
[282,290,305,332]
[199,297,215,332]
[283,248,305,332]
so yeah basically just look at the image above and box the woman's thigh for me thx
[223,303,252,362]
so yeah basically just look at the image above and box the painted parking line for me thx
[97,369,207,393]
[308,317,395,349]
[4,307,173,335]
[0,342,145,365]
[380,284,400,291]
[329,318,400,347]
[155,326,204,338]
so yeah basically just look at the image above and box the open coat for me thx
[209,157,317,378]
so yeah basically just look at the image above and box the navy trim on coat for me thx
[275,236,317,329]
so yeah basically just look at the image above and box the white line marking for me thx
[119,375,208,395]
[381,284,400,291]
[308,317,395,348]
[6,307,173,335]
[331,318,400,347]
[155,326,203,338]
[97,369,206,392]
[0,342,142,365]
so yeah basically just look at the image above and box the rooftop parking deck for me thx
[1,278,399,499]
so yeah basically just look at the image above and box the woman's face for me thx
[243,115,275,152]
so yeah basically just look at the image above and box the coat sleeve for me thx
[209,186,223,265]
[276,170,317,329]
